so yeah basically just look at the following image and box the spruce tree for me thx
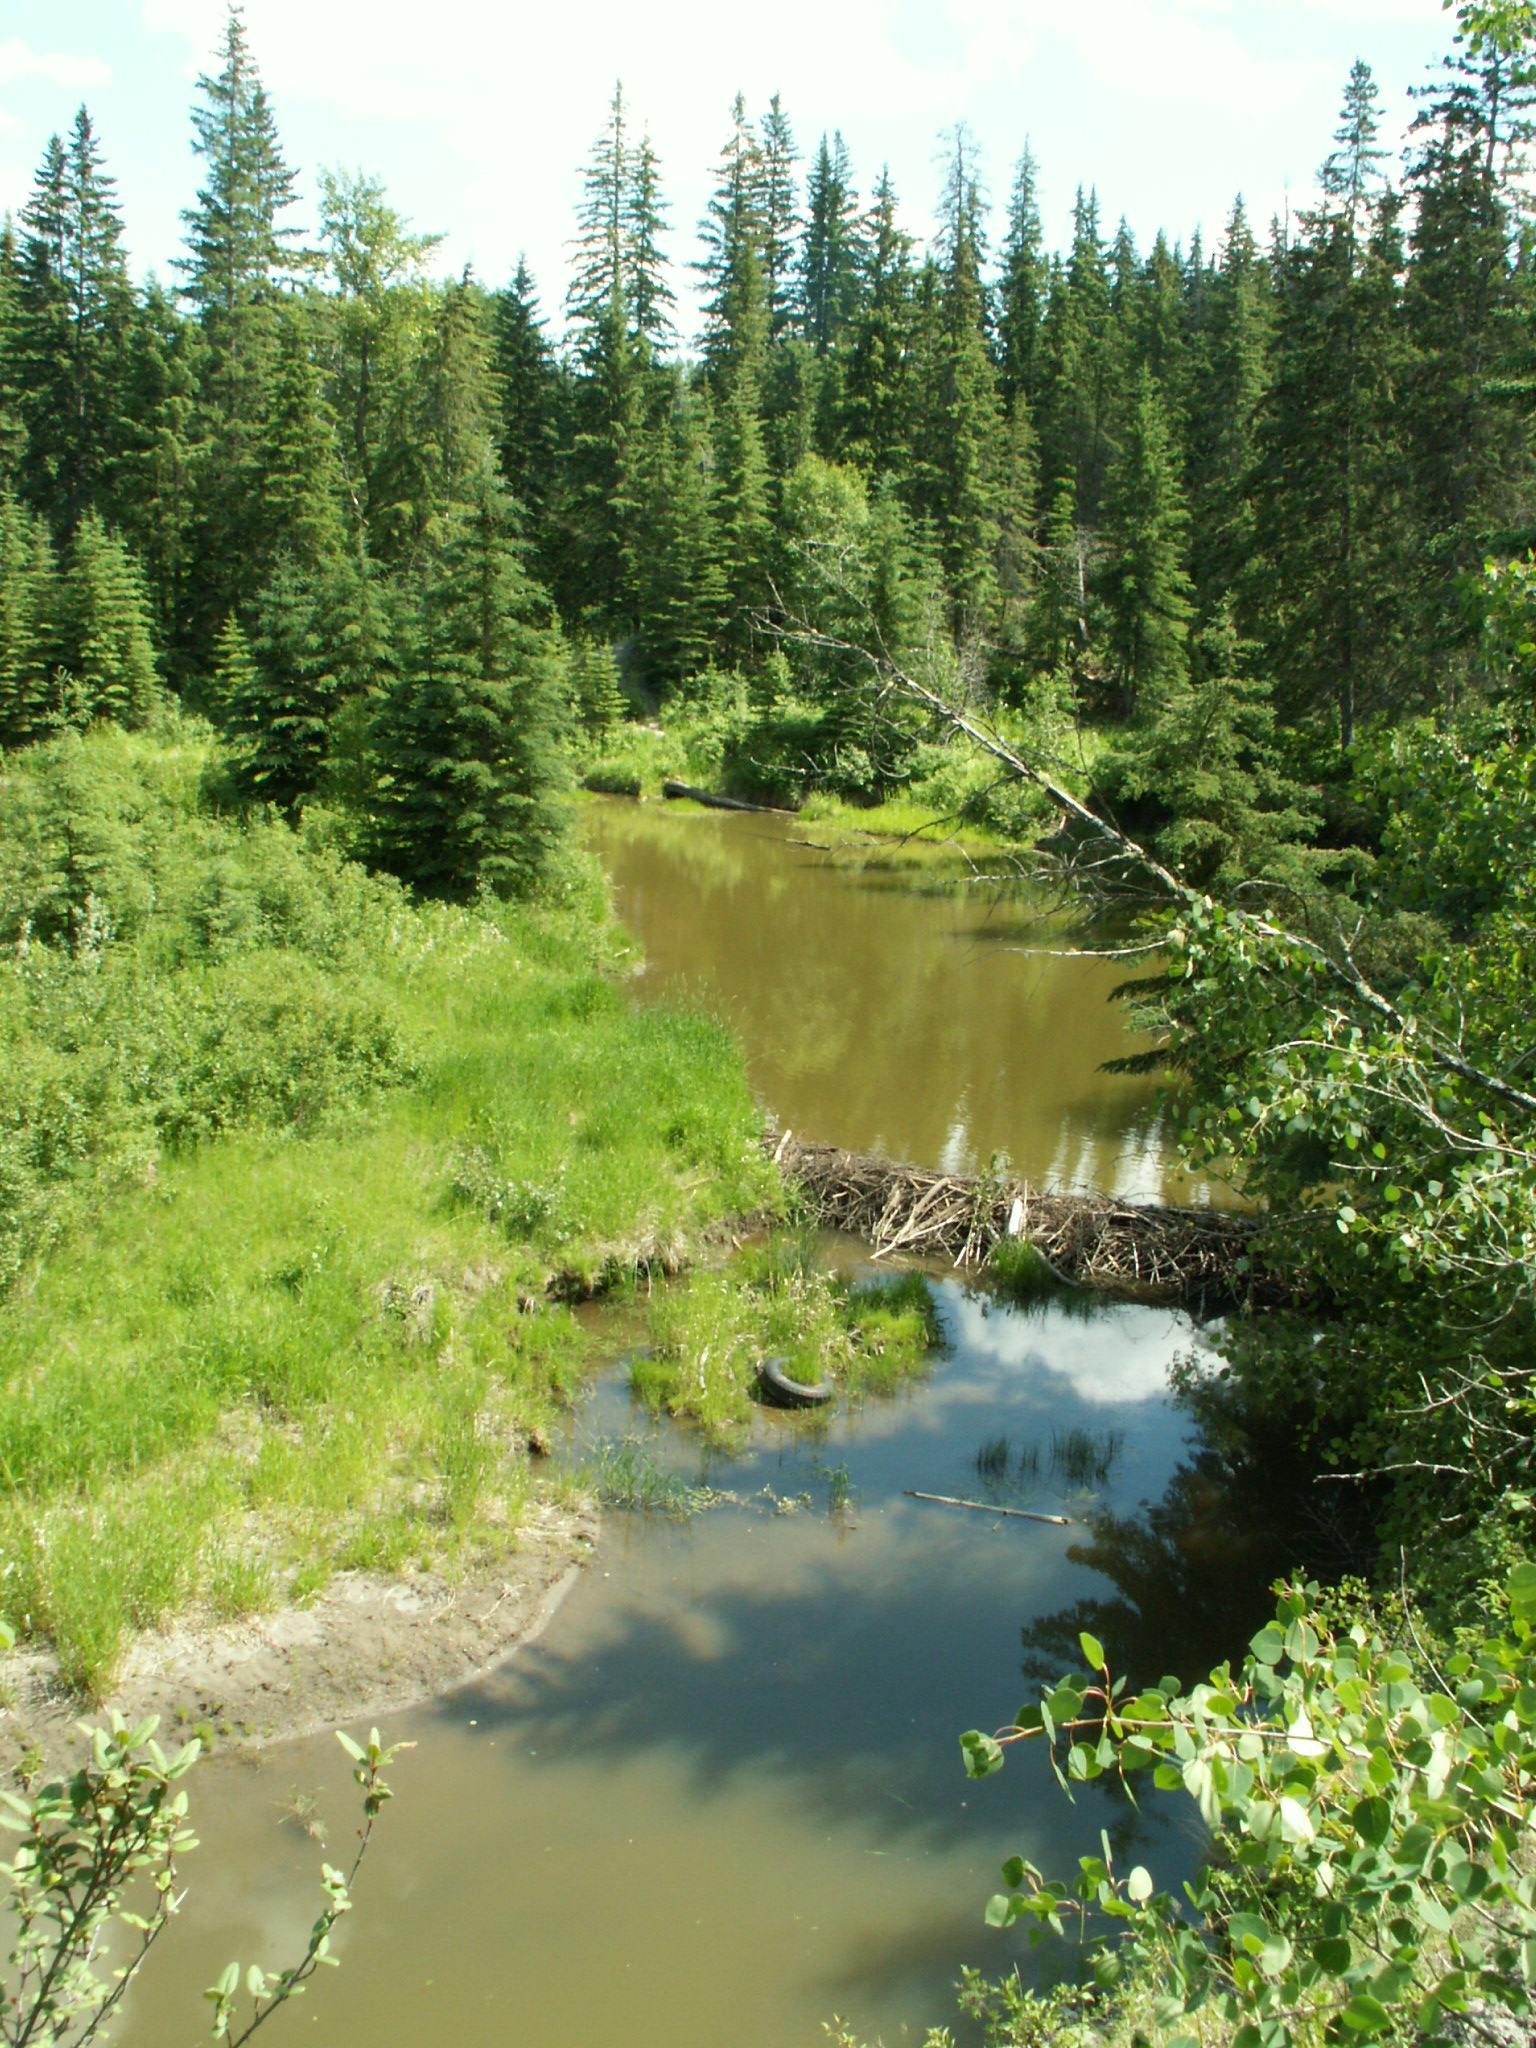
[116,284,201,674]
[799,133,862,356]
[842,169,912,476]
[257,309,346,573]
[58,510,158,727]
[1113,603,1316,889]
[15,109,132,533]
[0,491,62,745]
[210,609,257,723]
[370,473,567,896]
[1028,469,1088,675]
[1102,367,1194,715]
[571,636,626,732]
[561,87,654,627]
[698,97,767,386]
[1252,63,1408,747]
[625,131,676,354]
[0,220,24,483]
[912,127,1003,631]
[179,2,303,386]
[179,5,304,657]
[493,260,562,531]
[635,374,727,687]
[757,97,802,343]
[1403,13,1536,664]
[230,552,337,808]
[1189,199,1270,617]
[997,143,1047,416]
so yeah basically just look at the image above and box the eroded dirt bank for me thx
[0,1497,597,1778]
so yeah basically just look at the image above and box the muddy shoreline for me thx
[0,1497,598,1779]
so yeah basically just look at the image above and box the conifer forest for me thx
[9,3,1536,2045]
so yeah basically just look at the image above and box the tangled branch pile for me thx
[769,1131,1283,1309]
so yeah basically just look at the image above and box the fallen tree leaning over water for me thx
[767,1129,1282,1310]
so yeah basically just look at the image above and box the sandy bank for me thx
[0,1496,598,1778]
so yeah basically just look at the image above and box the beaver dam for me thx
[769,1130,1288,1310]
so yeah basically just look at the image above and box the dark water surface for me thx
[586,798,1210,1203]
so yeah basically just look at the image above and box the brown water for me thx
[587,800,1204,1202]
[113,818,1288,2048]
[116,1284,1311,2048]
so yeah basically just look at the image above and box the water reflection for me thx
[117,1281,1291,2048]
[587,801,1207,1202]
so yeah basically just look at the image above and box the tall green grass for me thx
[0,719,778,1695]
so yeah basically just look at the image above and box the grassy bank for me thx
[0,717,777,1696]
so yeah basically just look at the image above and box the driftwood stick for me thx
[905,1490,1073,1527]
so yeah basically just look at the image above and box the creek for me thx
[118,804,1291,2047]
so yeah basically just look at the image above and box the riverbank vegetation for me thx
[5,0,1536,2040]
[0,721,775,1696]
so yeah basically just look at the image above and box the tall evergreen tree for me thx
[913,127,1003,630]
[698,96,767,385]
[624,131,676,354]
[757,97,802,343]
[635,375,727,686]
[1403,8,1536,646]
[493,260,562,535]
[1190,199,1271,616]
[799,133,862,356]
[14,109,132,533]
[0,491,62,745]
[1102,366,1194,714]
[116,284,201,673]
[842,169,913,476]
[997,143,1047,417]
[370,474,567,895]
[1252,63,1409,747]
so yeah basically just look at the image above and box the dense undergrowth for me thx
[0,715,777,1695]
[575,667,1071,859]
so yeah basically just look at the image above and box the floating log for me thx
[767,1129,1289,1311]
[906,1491,1073,1527]
[661,779,797,816]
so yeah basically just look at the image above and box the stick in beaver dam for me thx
[905,1491,1073,1527]
[766,1129,1288,1310]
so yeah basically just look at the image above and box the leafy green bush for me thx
[964,1565,1536,2045]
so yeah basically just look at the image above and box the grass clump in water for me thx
[580,1438,719,1518]
[1050,1425,1124,1489]
[635,1241,942,1443]
[988,1237,1059,1301]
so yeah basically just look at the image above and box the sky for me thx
[3,0,1460,340]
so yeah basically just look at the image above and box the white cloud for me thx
[0,37,111,89]
[129,0,1451,321]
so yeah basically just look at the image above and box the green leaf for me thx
[1126,1865,1154,1903]
[1079,1631,1107,1673]
[959,1730,1004,1780]
[335,1731,366,1763]
[1342,1993,1393,2034]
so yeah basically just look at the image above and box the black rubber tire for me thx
[757,1355,834,1408]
